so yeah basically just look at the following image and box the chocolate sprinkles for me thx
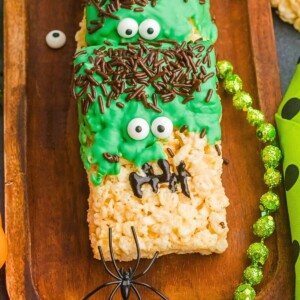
[73,39,216,115]
[167,148,175,158]
[180,125,188,133]
[205,89,213,103]
[200,128,207,138]
[223,158,229,165]
[215,144,222,156]
[103,152,119,163]
[84,0,206,35]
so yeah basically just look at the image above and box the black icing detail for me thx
[169,161,191,198]
[129,159,190,198]
[281,98,300,120]
[285,164,299,191]
[293,240,300,264]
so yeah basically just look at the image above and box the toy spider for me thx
[83,227,168,300]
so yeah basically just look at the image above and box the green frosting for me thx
[75,0,221,185]
[85,0,218,46]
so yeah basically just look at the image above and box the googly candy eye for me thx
[127,118,150,140]
[139,19,161,40]
[151,117,173,139]
[46,30,66,49]
[117,18,139,38]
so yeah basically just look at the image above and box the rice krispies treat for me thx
[73,0,229,261]
[88,130,229,261]
[271,0,300,31]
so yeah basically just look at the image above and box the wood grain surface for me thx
[4,0,295,299]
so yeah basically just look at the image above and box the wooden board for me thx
[4,0,295,299]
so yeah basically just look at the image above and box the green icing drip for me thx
[74,42,222,185]
[85,0,218,46]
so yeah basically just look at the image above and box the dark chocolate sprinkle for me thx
[200,128,207,138]
[215,144,222,156]
[219,222,225,229]
[205,89,213,103]
[167,148,175,158]
[103,152,119,163]
[73,39,216,115]
[180,125,188,133]
[223,158,229,165]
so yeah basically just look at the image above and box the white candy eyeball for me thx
[151,117,173,139]
[117,18,139,38]
[127,118,150,140]
[139,19,160,40]
[46,30,66,49]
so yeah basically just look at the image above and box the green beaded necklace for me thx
[217,61,282,300]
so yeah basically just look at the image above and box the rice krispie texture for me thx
[74,0,229,261]
[271,0,300,31]
[88,130,229,261]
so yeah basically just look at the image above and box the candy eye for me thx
[127,118,150,140]
[46,30,66,49]
[151,117,173,139]
[117,18,139,38]
[139,19,160,40]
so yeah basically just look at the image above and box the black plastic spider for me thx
[83,227,168,300]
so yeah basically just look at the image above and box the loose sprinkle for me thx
[215,144,222,156]
[200,128,207,138]
[103,152,119,163]
[223,158,229,165]
[167,148,175,158]
[180,125,188,133]
[205,89,213,103]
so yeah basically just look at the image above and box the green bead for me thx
[223,74,243,95]
[247,242,269,265]
[256,123,276,143]
[253,215,275,238]
[246,108,265,127]
[217,60,233,79]
[260,191,280,213]
[264,168,282,188]
[234,283,256,300]
[261,145,282,169]
[243,265,263,285]
[233,91,253,111]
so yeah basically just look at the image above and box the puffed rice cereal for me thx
[272,0,300,31]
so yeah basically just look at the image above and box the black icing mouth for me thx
[129,159,191,198]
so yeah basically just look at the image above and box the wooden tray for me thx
[4,0,295,299]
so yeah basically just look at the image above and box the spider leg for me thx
[132,284,142,300]
[133,251,159,280]
[82,281,120,300]
[109,228,122,277]
[98,246,119,280]
[131,226,141,277]
[108,283,121,300]
[132,282,168,300]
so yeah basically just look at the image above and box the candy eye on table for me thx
[45,30,66,49]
